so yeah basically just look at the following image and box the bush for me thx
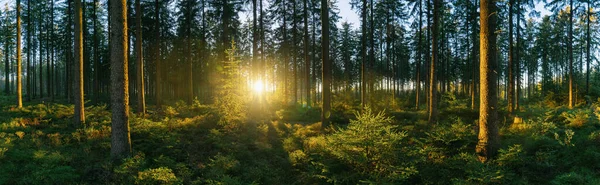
[136,167,181,185]
[321,107,417,183]
[561,110,591,128]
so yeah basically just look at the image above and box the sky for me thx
[336,0,552,28]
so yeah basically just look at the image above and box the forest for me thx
[1,0,600,184]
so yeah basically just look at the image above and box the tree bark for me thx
[477,0,499,163]
[154,0,161,106]
[110,0,132,162]
[507,0,514,113]
[428,0,440,123]
[361,0,367,108]
[568,0,574,108]
[321,0,330,128]
[303,0,310,107]
[136,0,145,115]
[16,0,22,107]
[74,0,85,126]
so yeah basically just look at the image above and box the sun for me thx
[252,80,265,94]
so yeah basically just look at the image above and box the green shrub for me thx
[561,109,591,128]
[136,167,181,185]
[322,107,417,183]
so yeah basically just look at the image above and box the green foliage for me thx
[560,109,591,128]
[136,167,181,185]
[214,41,248,129]
[320,107,418,183]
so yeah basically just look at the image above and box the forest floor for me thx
[1,95,600,184]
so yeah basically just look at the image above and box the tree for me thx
[4,7,10,96]
[321,0,330,128]
[136,0,145,115]
[477,0,499,163]
[154,0,161,106]
[428,0,440,123]
[74,0,85,126]
[26,0,31,101]
[16,0,22,108]
[507,0,514,113]
[93,0,100,103]
[110,0,132,161]
[568,0,574,108]
[303,0,310,107]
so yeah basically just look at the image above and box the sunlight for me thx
[252,80,265,94]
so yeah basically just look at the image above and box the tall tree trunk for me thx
[477,0,499,163]
[136,0,145,115]
[154,0,161,106]
[586,1,590,95]
[67,0,73,101]
[311,4,316,105]
[303,0,309,107]
[428,0,440,123]
[568,0,574,108]
[470,0,478,110]
[51,0,55,100]
[415,0,422,110]
[16,0,22,107]
[515,1,520,110]
[321,0,330,128]
[39,16,42,98]
[252,0,257,89]
[282,0,288,105]
[74,0,86,126]
[94,0,100,103]
[507,0,514,113]
[361,0,367,108]
[369,0,375,98]
[292,0,297,105]
[187,0,193,104]
[26,0,31,101]
[4,16,8,96]
[110,0,132,162]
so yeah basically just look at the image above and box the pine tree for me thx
[135,0,145,115]
[321,0,330,128]
[477,0,499,163]
[16,0,22,108]
[110,0,132,161]
[74,0,85,126]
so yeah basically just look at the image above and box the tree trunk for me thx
[586,1,590,95]
[16,0,22,107]
[135,0,145,115]
[154,0,161,106]
[477,0,499,163]
[67,0,73,101]
[303,0,310,107]
[361,0,367,108]
[74,0,85,126]
[507,0,514,113]
[515,1,521,111]
[94,0,100,103]
[568,0,574,108]
[321,0,330,128]
[416,0,422,110]
[428,0,440,123]
[110,0,132,162]
[292,0,297,105]
[26,0,31,101]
